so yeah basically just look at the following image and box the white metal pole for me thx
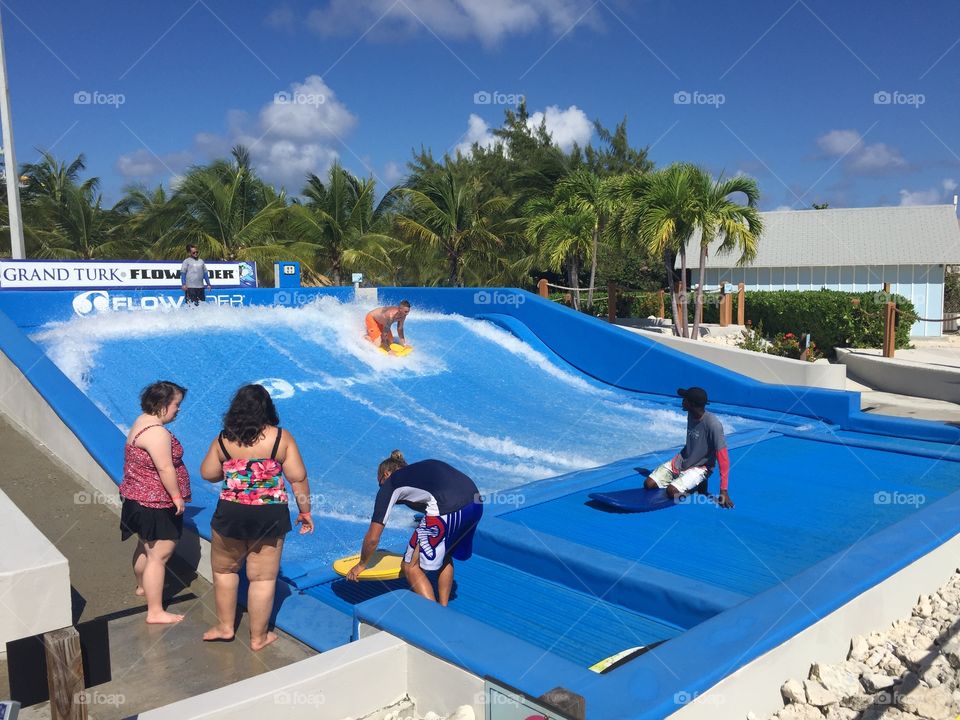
[0,8,24,259]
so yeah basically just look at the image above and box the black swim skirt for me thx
[210,500,292,541]
[120,498,183,542]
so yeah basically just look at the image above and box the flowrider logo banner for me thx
[0,260,257,290]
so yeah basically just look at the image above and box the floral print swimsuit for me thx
[210,427,294,541]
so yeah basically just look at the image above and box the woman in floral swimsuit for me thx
[200,384,314,650]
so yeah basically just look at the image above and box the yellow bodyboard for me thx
[332,550,404,581]
[378,343,413,357]
[589,646,646,673]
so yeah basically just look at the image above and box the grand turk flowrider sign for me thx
[0,259,257,290]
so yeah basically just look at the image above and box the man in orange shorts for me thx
[365,300,411,352]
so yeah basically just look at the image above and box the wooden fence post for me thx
[658,289,665,319]
[882,301,896,358]
[537,278,548,298]
[737,283,745,326]
[45,626,87,720]
[607,283,617,323]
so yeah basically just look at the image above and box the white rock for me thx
[879,655,905,677]
[781,678,806,704]
[823,706,858,720]
[921,655,954,688]
[810,663,861,699]
[861,672,896,693]
[804,679,838,707]
[849,635,870,661]
[865,650,885,668]
[444,708,474,720]
[897,684,957,718]
[903,647,929,670]
[776,704,826,720]
[941,635,960,669]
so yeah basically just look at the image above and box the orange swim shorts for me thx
[365,312,382,343]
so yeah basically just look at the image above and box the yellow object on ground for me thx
[378,343,413,357]
[332,550,404,580]
[589,646,646,673]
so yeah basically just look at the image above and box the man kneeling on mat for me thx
[645,387,734,509]
[346,450,483,605]
[364,301,410,353]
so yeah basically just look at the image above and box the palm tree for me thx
[554,169,614,309]
[395,167,508,287]
[151,146,328,284]
[610,165,697,336]
[287,163,397,284]
[20,152,132,259]
[524,194,593,310]
[689,171,762,339]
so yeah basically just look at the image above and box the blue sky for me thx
[3,0,959,210]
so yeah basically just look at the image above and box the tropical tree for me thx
[554,169,615,308]
[524,194,593,310]
[20,152,132,259]
[287,163,397,284]
[151,146,328,284]
[688,171,762,339]
[395,167,509,287]
[610,165,693,336]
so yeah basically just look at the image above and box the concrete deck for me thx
[0,414,314,720]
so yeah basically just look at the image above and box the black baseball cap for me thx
[677,387,709,407]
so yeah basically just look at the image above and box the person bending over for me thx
[347,451,483,605]
[364,301,410,352]
[645,387,734,509]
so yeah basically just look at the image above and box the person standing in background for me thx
[181,244,212,306]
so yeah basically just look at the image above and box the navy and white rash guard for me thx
[371,459,479,525]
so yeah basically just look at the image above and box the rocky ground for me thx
[768,571,960,720]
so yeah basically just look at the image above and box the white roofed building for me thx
[684,203,960,337]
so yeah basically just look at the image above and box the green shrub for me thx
[945,271,960,314]
[705,289,915,356]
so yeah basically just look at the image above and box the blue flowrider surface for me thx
[588,487,676,512]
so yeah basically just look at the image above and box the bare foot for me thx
[145,611,184,624]
[250,631,277,651]
[135,586,145,597]
[202,625,235,642]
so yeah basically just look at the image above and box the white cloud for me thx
[815,129,908,176]
[528,105,592,151]
[259,75,356,142]
[383,161,405,185]
[816,129,862,156]
[115,148,193,180]
[306,0,600,45]
[773,205,795,211]
[265,5,295,30]
[455,104,593,156]
[898,178,958,206]
[454,114,500,155]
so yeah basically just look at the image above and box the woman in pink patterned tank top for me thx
[119,381,191,625]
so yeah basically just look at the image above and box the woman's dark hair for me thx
[140,381,187,417]
[222,384,280,446]
[377,449,407,482]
